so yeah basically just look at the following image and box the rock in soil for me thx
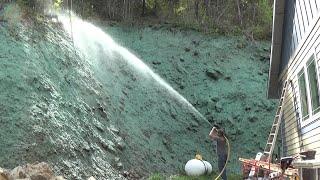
[1,163,64,180]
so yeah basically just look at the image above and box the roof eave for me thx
[267,0,285,99]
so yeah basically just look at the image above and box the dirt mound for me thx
[0,162,64,180]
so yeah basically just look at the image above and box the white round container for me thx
[185,159,212,176]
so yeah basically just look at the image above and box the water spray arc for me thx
[57,12,230,180]
[66,0,74,47]
[57,12,210,125]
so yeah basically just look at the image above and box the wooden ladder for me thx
[264,80,288,162]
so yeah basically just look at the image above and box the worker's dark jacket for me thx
[212,136,227,156]
[212,135,227,180]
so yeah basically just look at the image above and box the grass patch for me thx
[148,173,243,180]
[148,174,214,180]
[148,173,166,180]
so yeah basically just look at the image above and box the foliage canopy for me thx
[10,0,273,39]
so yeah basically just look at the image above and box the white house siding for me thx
[278,14,320,159]
[280,0,320,72]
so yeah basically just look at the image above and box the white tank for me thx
[185,159,212,176]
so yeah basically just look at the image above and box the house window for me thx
[298,70,309,120]
[297,56,320,121]
[307,59,320,114]
[302,168,317,179]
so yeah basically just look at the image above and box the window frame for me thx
[298,69,310,120]
[306,58,320,114]
[296,50,320,128]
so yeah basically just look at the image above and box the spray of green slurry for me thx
[57,12,211,125]
[0,4,275,179]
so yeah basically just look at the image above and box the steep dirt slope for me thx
[106,25,277,173]
[0,11,216,180]
[0,20,130,179]
[0,7,276,179]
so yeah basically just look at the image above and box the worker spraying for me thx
[184,120,230,179]
[209,125,228,180]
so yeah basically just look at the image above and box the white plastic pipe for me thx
[249,152,263,177]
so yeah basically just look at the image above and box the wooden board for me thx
[239,158,299,176]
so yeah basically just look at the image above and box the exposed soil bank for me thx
[0,11,276,179]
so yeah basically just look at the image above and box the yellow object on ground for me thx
[195,154,203,160]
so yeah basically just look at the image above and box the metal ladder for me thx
[264,80,288,162]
